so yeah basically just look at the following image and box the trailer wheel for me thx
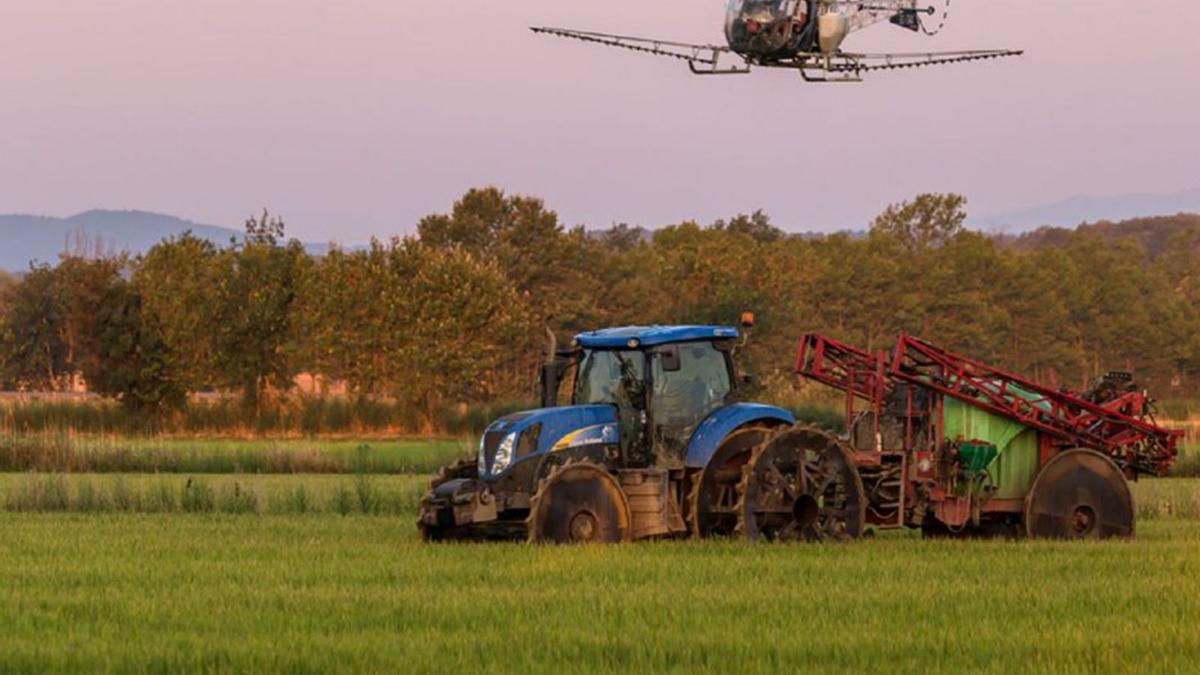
[688,426,769,538]
[1024,449,1134,540]
[527,460,632,544]
[736,427,866,542]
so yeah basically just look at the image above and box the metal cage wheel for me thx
[737,427,866,542]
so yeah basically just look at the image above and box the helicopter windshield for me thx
[725,0,810,56]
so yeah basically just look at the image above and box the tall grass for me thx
[1133,478,1200,520]
[0,473,428,516]
[1161,416,1200,477]
[0,471,1193,524]
[0,432,472,474]
[0,396,534,437]
[1175,447,1200,478]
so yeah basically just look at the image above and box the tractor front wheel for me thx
[527,460,632,544]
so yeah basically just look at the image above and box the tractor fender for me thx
[684,404,795,469]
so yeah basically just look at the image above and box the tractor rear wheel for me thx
[688,426,769,538]
[527,460,632,544]
[1024,449,1134,540]
[736,427,866,542]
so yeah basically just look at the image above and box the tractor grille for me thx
[516,424,541,460]
[481,430,504,475]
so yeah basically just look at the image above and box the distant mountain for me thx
[0,210,334,271]
[0,210,240,270]
[972,189,1200,232]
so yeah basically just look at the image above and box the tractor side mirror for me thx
[657,345,681,372]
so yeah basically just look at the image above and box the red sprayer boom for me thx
[797,333,1181,477]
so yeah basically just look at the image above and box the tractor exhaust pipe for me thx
[544,322,557,366]
[540,321,560,409]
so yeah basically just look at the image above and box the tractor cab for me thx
[569,326,741,466]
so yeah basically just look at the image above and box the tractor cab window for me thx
[574,350,645,407]
[651,342,732,433]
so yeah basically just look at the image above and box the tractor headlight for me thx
[492,432,516,475]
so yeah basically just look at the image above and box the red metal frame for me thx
[797,333,1182,477]
[796,334,887,402]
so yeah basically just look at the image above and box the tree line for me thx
[2,189,1199,424]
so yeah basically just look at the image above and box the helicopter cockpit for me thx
[724,0,814,57]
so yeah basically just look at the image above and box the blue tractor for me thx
[418,318,866,543]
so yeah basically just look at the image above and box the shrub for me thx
[217,481,259,514]
[181,478,215,512]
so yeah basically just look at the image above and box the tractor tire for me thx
[527,460,632,544]
[736,426,866,542]
[1024,448,1134,540]
[688,426,770,538]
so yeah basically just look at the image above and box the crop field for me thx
[2,513,1199,673]
[0,433,470,474]
[1,436,1199,673]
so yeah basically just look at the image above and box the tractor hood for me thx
[478,405,619,478]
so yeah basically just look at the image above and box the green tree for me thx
[712,210,785,244]
[132,233,223,391]
[0,266,68,390]
[0,255,127,391]
[871,193,968,253]
[417,187,599,324]
[80,279,186,412]
[294,241,407,396]
[391,240,528,427]
[50,254,128,380]
[417,187,610,396]
[212,213,310,409]
[597,224,648,252]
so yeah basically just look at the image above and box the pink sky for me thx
[2,0,1198,241]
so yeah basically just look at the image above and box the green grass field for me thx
[0,433,471,474]
[1,514,1198,673]
[1,431,1198,674]
[0,472,432,516]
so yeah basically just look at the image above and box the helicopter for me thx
[532,0,1022,82]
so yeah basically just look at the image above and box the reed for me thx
[0,396,535,437]
[0,473,428,516]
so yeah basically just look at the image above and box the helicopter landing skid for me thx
[795,56,865,83]
[687,55,751,76]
